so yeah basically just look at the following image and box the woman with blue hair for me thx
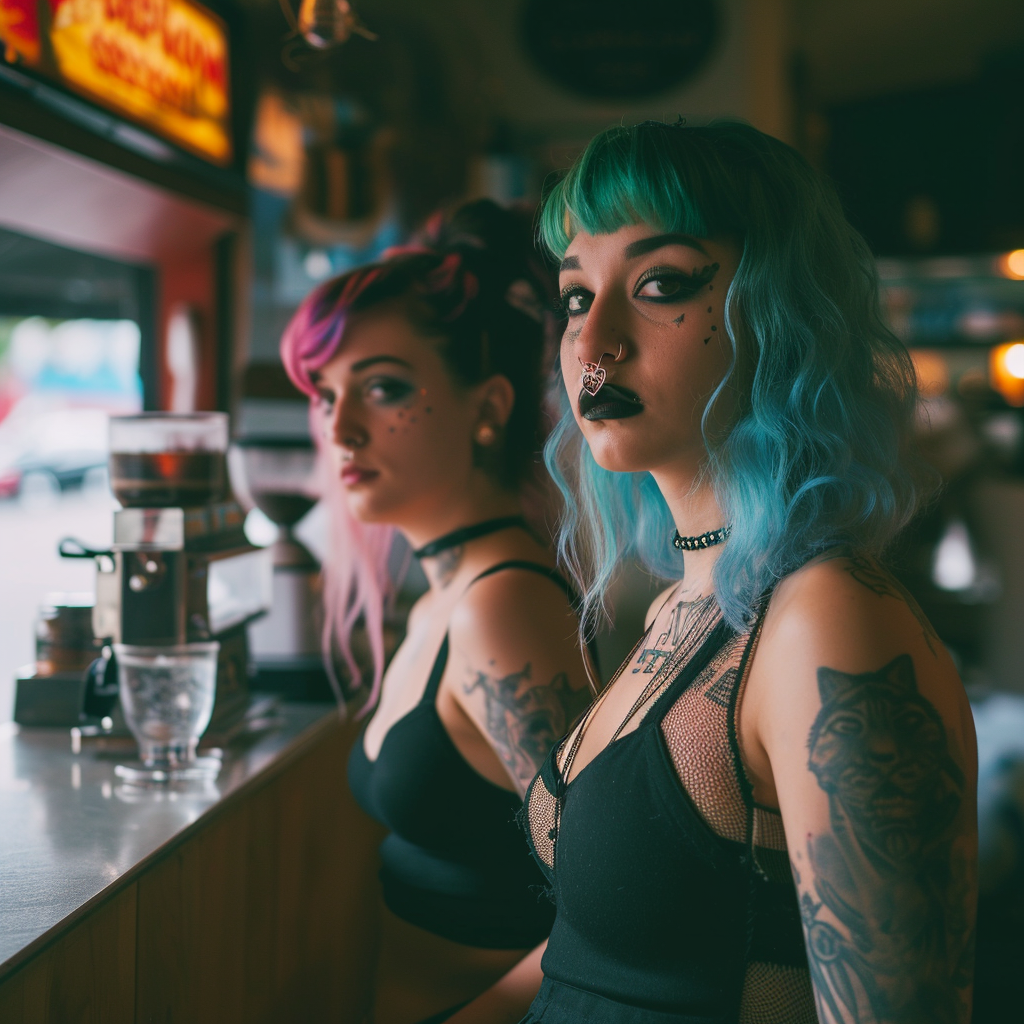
[447,121,978,1024]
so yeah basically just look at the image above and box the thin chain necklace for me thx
[412,515,528,559]
[555,592,720,798]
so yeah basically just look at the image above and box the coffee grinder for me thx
[231,437,329,700]
[63,413,273,729]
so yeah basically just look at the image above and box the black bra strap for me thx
[468,560,580,606]
[421,634,451,704]
[420,561,582,706]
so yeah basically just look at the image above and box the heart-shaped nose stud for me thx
[580,361,606,396]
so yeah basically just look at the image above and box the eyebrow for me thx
[559,233,708,274]
[350,355,414,373]
[623,233,708,259]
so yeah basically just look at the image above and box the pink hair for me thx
[280,256,477,714]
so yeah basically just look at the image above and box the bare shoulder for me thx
[763,551,945,667]
[750,550,973,762]
[447,564,578,654]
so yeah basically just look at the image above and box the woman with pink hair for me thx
[281,200,591,1024]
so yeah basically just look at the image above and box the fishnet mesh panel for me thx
[662,619,814,1020]
[525,773,558,870]
[659,632,749,843]
[739,962,817,1024]
[752,805,787,851]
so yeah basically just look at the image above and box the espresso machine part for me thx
[55,413,276,730]
[35,593,102,674]
[233,439,322,657]
[233,437,330,698]
[71,506,271,647]
[109,412,229,508]
[13,593,108,727]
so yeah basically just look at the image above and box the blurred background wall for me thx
[1,2,1024,1018]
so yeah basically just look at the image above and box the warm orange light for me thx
[990,342,1024,406]
[1005,343,1024,380]
[48,0,231,165]
[910,349,949,398]
[999,249,1024,280]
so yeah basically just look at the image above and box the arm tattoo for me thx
[464,662,591,789]
[801,655,974,1023]
[825,552,940,656]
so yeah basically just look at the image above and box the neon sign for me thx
[0,0,232,166]
[0,0,39,64]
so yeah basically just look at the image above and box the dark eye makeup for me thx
[364,376,416,405]
[633,263,720,304]
[558,261,720,318]
[312,374,415,410]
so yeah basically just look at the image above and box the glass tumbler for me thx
[113,642,219,768]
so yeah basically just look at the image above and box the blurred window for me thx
[0,316,143,720]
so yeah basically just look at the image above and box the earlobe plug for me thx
[475,424,497,445]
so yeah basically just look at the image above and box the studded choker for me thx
[672,525,731,552]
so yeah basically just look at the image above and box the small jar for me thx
[35,594,103,675]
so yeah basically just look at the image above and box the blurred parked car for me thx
[0,404,108,499]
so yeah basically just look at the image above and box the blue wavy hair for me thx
[540,120,928,634]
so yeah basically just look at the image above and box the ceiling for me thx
[242,0,1024,127]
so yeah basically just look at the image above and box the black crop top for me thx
[347,561,578,950]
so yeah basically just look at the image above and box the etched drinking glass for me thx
[113,642,219,768]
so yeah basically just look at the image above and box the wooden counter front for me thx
[0,706,385,1023]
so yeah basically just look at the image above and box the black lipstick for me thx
[578,383,644,421]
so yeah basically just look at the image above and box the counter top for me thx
[0,702,339,981]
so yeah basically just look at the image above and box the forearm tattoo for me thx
[825,552,940,656]
[464,662,591,789]
[798,654,974,1024]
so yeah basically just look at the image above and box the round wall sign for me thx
[521,0,720,101]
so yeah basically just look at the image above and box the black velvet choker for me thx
[412,515,528,559]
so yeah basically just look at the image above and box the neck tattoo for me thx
[435,546,464,588]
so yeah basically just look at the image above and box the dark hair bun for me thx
[420,199,555,324]
[333,199,555,489]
